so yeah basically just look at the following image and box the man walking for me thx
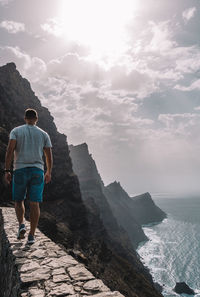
[4,108,53,244]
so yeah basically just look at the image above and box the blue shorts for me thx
[12,167,44,203]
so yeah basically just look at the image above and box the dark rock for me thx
[174,282,195,295]
[154,283,163,293]
[104,181,148,248]
[130,192,167,225]
[69,144,148,249]
[105,181,166,226]
[69,142,165,296]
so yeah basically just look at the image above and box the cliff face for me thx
[130,192,167,225]
[68,143,114,233]
[69,143,147,249]
[0,63,163,297]
[104,182,147,248]
[105,182,166,227]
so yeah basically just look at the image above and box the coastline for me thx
[137,199,200,297]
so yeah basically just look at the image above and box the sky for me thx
[1,0,200,195]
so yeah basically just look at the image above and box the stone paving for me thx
[1,207,125,297]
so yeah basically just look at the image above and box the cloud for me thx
[174,46,200,74]
[34,75,141,144]
[110,66,158,98]
[123,20,184,90]
[128,20,200,93]
[45,50,162,101]
[144,20,177,53]
[158,113,200,140]
[0,46,46,82]
[38,18,198,99]
[47,53,104,83]
[46,51,159,99]
[39,19,200,101]
[0,20,25,33]
[41,18,63,37]
[182,7,196,23]
[175,78,200,91]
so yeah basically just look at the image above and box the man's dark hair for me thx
[25,108,38,119]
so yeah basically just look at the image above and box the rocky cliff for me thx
[69,143,148,249]
[0,63,163,297]
[105,182,166,227]
[130,192,167,225]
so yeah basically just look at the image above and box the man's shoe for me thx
[17,224,26,239]
[27,234,35,244]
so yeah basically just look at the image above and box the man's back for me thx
[10,124,52,170]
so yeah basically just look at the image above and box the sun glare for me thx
[59,0,138,60]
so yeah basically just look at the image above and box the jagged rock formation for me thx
[69,143,162,294]
[105,182,166,227]
[104,182,147,248]
[0,207,124,297]
[0,63,163,297]
[130,192,167,225]
[69,143,147,249]
[69,143,165,293]
[69,144,166,250]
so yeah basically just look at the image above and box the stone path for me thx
[1,207,125,297]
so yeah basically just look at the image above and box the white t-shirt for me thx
[9,124,52,171]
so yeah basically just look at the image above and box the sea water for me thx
[137,194,200,297]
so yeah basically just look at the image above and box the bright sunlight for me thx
[59,0,138,60]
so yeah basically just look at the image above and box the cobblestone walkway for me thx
[1,207,124,297]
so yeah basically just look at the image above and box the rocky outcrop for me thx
[0,207,124,297]
[104,182,147,248]
[130,192,167,225]
[0,63,163,297]
[69,144,163,295]
[174,282,195,295]
[105,182,166,227]
[69,143,147,249]
[69,144,166,249]
[69,143,119,237]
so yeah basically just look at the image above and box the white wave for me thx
[137,216,200,297]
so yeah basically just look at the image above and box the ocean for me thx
[136,194,200,297]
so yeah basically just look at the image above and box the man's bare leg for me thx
[29,201,40,236]
[15,201,25,226]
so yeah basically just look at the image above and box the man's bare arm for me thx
[43,147,53,183]
[4,139,16,184]
[5,139,16,169]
